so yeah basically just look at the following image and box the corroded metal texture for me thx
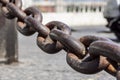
[0,0,120,80]
[0,7,18,64]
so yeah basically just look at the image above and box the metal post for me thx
[0,7,18,64]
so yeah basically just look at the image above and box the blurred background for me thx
[22,0,107,27]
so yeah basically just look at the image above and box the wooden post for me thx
[0,7,18,64]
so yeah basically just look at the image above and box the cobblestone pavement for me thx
[0,25,118,80]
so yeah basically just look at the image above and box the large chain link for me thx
[0,0,120,79]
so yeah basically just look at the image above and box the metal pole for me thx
[0,7,18,64]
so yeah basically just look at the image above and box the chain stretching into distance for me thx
[0,0,120,80]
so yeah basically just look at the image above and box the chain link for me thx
[0,0,120,79]
[1,0,22,19]
[17,7,42,36]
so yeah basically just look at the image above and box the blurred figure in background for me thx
[103,0,120,39]
[103,0,120,28]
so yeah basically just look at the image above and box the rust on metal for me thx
[0,0,120,79]
[37,21,71,53]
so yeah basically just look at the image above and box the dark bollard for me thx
[0,8,18,64]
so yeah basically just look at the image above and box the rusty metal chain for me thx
[0,0,120,79]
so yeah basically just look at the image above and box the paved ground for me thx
[0,25,118,80]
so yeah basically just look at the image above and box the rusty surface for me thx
[1,0,22,19]
[17,7,42,36]
[0,0,120,80]
[37,21,71,53]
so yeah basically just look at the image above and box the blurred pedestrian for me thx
[103,0,120,28]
